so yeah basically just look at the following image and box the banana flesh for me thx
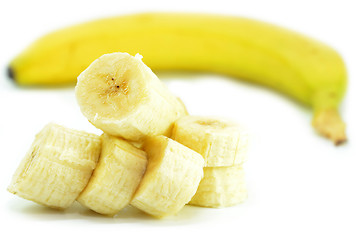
[77,134,147,216]
[8,52,251,214]
[131,136,204,218]
[7,123,101,209]
[75,52,188,142]
[171,116,248,167]
[8,56,250,214]
[189,165,247,208]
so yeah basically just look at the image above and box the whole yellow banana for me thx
[8,12,347,144]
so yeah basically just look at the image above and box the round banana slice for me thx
[7,123,101,209]
[75,52,188,142]
[77,134,147,216]
[171,116,248,167]
[131,136,204,218]
[189,165,247,208]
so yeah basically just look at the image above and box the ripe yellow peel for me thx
[9,13,347,143]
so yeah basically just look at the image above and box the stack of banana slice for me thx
[172,116,248,207]
[8,52,249,218]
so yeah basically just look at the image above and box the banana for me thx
[75,52,188,142]
[189,165,247,208]
[171,116,248,167]
[131,136,204,218]
[7,123,101,209]
[8,12,347,144]
[77,134,147,216]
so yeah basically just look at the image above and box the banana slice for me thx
[77,134,147,216]
[7,123,101,209]
[171,116,248,167]
[75,52,188,142]
[189,165,247,208]
[131,136,204,218]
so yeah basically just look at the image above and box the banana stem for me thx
[312,108,347,145]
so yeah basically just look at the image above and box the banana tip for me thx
[334,137,347,146]
[312,109,347,146]
[7,66,15,81]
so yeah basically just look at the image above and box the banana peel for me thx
[7,13,347,144]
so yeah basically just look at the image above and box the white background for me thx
[0,0,361,239]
